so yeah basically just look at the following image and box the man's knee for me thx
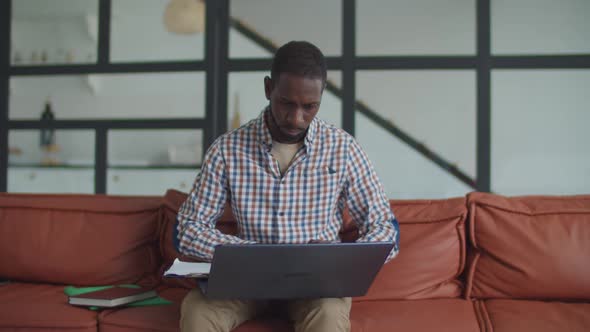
[292,297,352,332]
[180,289,249,332]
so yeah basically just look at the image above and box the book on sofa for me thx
[68,286,158,307]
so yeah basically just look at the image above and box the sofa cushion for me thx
[350,299,480,332]
[357,198,467,300]
[478,299,590,332]
[0,193,161,286]
[98,287,292,332]
[0,282,97,332]
[466,192,590,300]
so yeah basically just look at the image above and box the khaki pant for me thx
[180,288,352,332]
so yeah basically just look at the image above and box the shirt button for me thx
[278,212,285,216]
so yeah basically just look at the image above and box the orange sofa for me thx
[0,189,588,332]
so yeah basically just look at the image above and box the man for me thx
[176,41,399,332]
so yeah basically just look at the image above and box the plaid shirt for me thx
[176,109,399,262]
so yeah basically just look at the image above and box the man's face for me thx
[264,73,323,144]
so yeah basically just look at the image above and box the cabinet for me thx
[8,167,94,194]
[107,168,199,195]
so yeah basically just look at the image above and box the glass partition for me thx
[110,0,205,62]
[9,72,205,120]
[229,0,341,58]
[11,0,98,66]
[491,69,590,194]
[108,129,203,167]
[492,0,590,55]
[356,70,476,198]
[357,0,476,56]
[7,129,95,193]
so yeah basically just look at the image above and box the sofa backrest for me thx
[0,193,162,287]
[358,197,467,301]
[161,190,468,300]
[465,192,590,300]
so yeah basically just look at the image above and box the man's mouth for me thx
[282,127,304,136]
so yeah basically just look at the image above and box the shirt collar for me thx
[257,107,319,149]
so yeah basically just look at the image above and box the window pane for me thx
[357,0,476,56]
[9,72,205,120]
[107,129,202,195]
[356,70,476,198]
[492,0,590,55]
[110,0,205,62]
[107,169,198,195]
[227,71,342,131]
[8,168,94,194]
[356,112,473,199]
[8,129,95,193]
[11,0,98,66]
[8,130,95,167]
[492,70,590,195]
[229,0,341,58]
[108,129,203,167]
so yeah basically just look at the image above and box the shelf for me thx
[108,164,202,170]
[8,163,94,170]
[8,164,201,170]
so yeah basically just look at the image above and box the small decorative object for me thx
[8,146,23,165]
[41,51,48,63]
[12,51,22,64]
[57,48,65,62]
[231,92,241,130]
[66,50,75,63]
[164,0,205,35]
[39,99,61,165]
[31,51,39,64]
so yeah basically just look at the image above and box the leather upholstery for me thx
[465,192,590,300]
[0,193,161,286]
[1,191,588,331]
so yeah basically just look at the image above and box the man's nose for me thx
[287,109,304,127]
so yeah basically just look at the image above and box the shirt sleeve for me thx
[176,140,255,262]
[344,138,400,262]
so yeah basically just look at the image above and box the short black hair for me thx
[270,41,327,88]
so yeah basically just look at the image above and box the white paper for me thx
[164,258,211,278]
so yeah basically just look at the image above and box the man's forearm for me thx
[177,223,255,261]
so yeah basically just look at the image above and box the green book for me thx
[64,284,172,310]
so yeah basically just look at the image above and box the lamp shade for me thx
[164,0,205,34]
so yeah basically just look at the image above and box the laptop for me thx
[199,242,393,300]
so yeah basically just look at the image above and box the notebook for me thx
[164,258,211,278]
[68,286,158,307]
[201,242,393,300]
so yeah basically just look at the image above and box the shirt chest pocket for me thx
[297,166,339,215]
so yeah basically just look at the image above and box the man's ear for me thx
[264,76,272,100]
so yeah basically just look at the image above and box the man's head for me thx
[264,41,327,144]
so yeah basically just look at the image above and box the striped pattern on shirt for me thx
[176,109,400,262]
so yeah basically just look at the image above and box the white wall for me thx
[357,0,476,55]
[492,0,590,55]
[491,70,590,195]
[355,70,477,197]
